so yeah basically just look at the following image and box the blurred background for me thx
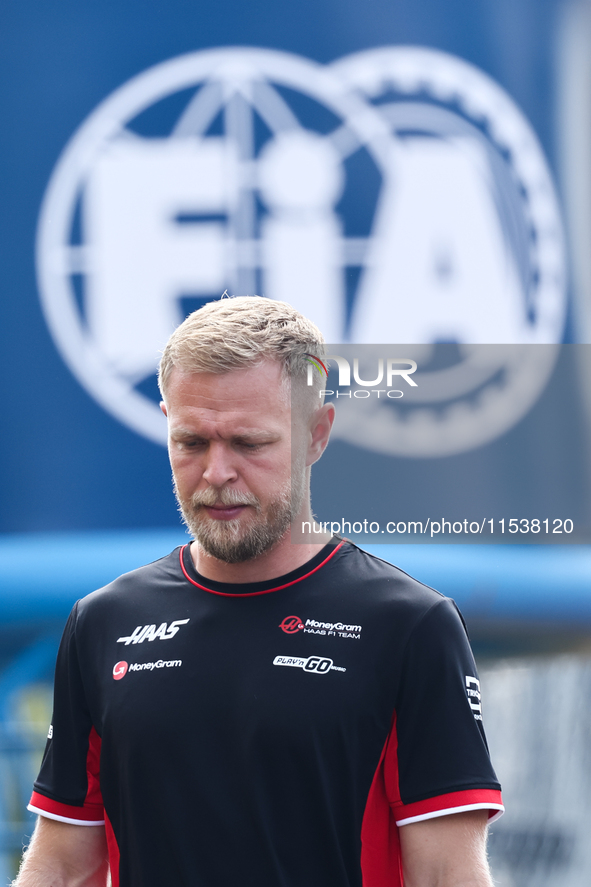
[1,0,591,883]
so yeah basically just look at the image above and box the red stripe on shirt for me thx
[360,715,404,887]
[86,727,103,807]
[105,808,120,887]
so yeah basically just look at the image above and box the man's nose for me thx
[202,442,238,488]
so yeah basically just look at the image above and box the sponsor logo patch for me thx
[117,619,189,645]
[113,660,128,680]
[279,615,361,639]
[466,676,482,720]
[273,655,346,674]
[279,615,304,634]
[128,659,182,672]
[112,659,182,679]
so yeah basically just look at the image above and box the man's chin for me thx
[194,529,281,564]
[187,513,290,565]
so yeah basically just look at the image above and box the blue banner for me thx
[0,0,581,537]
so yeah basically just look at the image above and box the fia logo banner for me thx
[37,47,565,454]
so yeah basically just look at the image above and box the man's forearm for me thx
[399,810,494,887]
[12,817,109,887]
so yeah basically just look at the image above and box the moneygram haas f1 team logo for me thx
[279,615,362,639]
[37,46,566,455]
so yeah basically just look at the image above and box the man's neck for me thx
[189,527,333,584]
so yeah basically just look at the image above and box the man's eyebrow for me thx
[230,430,282,444]
[170,428,207,440]
[170,428,280,442]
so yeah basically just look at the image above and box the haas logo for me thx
[113,661,128,681]
[117,619,189,645]
[279,616,304,634]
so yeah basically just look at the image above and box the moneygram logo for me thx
[113,661,128,680]
[113,659,182,678]
[37,46,565,454]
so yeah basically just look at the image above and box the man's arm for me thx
[399,810,493,887]
[13,817,109,887]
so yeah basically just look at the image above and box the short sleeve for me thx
[28,603,105,825]
[385,597,503,824]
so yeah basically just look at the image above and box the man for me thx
[17,297,502,887]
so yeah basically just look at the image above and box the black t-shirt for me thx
[30,539,503,887]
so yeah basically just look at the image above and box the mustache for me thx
[190,486,261,510]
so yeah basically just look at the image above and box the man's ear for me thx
[306,402,335,467]
[160,401,168,417]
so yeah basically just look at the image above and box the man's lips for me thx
[201,504,249,521]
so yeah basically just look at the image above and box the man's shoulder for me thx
[76,546,184,617]
[322,541,466,652]
[333,540,451,619]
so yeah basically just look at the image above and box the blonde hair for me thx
[158,296,327,403]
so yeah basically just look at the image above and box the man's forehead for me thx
[165,361,291,417]
[168,360,286,394]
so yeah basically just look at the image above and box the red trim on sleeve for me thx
[393,789,504,824]
[29,791,104,823]
[379,705,503,826]
[105,809,120,887]
[179,541,345,596]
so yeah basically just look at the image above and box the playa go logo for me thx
[279,616,304,634]
[273,655,346,674]
[113,661,128,680]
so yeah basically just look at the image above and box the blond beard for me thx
[174,474,306,564]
